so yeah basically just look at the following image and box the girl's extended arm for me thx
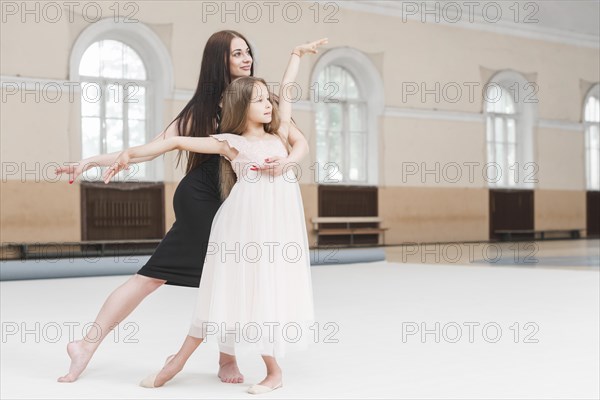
[129,136,227,159]
[259,122,309,176]
[103,136,233,183]
[278,38,328,133]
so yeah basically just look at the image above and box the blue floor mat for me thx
[471,255,600,267]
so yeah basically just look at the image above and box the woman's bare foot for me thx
[57,341,94,383]
[218,360,244,383]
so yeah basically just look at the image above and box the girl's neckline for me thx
[240,133,280,143]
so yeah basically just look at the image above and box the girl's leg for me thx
[142,335,204,387]
[58,274,166,382]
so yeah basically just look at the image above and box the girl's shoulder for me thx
[210,133,247,152]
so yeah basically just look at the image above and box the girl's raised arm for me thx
[278,38,328,133]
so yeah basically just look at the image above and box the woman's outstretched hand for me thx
[55,162,90,184]
[102,151,131,184]
[293,38,328,57]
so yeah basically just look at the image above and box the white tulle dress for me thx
[188,133,315,358]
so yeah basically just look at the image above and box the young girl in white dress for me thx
[103,38,328,394]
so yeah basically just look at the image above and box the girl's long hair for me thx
[218,77,292,200]
[166,30,255,173]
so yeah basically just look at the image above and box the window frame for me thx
[484,70,538,190]
[315,65,369,184]
[69,19,173,182]
[310,47,384,187]
[583,83,600,191]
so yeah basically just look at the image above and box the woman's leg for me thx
[58,274,166,382]
[142,335,204,387]
[218,347,244,383]
[256,355,283,388]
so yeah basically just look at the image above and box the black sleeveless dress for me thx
[138,154,221,287]
[136,155,222,287]
[137,112,223,288]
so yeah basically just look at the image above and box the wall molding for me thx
[538,119,584,132]
[383,106,484,123]
[172,88,193,101]
[383,104,585,132]
[1,75,72,92]
[2,75,589,132]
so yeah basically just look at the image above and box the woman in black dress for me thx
[55,30,309,384]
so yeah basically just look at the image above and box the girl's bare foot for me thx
[218,360,244,383]
[140,354,182,388]
[57,341,94,383]
[247,370,283,394]
[256,369,282,389]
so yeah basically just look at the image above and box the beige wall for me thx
[2,182,589,244]
[1,1,598,244]
[379,186,489,243]
[4,3,598,116]
[534,189,587,231]
[0,181,80,242]
[381,118,486,188]
[536,128,586,191]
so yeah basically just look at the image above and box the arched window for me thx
[485,85,517,187]
[311,47,384,186]
[79,40,149,179]
[484,71,537,189]
[584,84,600,191]
[315,65,367,182]
[70,19,173,181]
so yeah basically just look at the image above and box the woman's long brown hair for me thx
[166,30,255,173]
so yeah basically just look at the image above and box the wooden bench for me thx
[494,229,584,242]
[311,217,388,246]
[1,239,162,260]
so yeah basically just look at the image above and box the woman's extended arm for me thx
[103,136,233,183]
[56,121,180,182]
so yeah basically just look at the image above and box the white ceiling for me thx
[342,0,600,47]
[521,0,599,37]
